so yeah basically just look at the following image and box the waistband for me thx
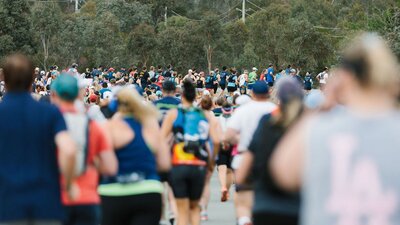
[99,180,163,196]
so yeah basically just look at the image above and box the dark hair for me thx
[222,66,227,71]
[1,54,34,92]
[142,66,147,71]
[102,82,108,88]
[182,79,196,102]
[232,93,240,105]
[200,95,213,110]
[215,96,226,106]
[222,102,232,109]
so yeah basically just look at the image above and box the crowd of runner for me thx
[0,32,400,225]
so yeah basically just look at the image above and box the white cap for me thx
[236,94,252,106]
[103,91,113,100]
[252,67,258,71]
[203,89,211,96]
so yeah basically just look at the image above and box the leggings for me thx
[101,193,162,225]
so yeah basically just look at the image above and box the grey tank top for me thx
[302,107,400,225]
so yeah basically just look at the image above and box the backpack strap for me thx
[83,117,90,172]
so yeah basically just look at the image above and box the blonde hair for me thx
[342,32,400,95]
[116,88,159,123]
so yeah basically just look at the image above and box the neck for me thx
[163,93,175,97]
[59,101,76,111]
[344,88,395,116]
[182,99,192,108]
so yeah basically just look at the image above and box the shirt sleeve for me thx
[51,106,67,136]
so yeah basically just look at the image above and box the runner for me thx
[316,67,329,90]
[205,71,216,96]
[266,64,275,87]
[224,81,277,225]
[0,54,77,225]
[236,77,304,225]
[216,102,235,203]
[227,69,238,95]
[248,67,258,90]
[304,71,313,92]
[238,70,248,94]
[198,95,218,221]
[219,66,229,92]
[51,74,118,225]
[161,79,220,225]
[99,88,170,225]
[271,33,400,225]
[154,80,181,225]
[213,68,219,94]
[154,80,181,120]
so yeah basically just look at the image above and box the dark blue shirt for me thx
[0,92,67,221]
[220,71,229,85]
[154,96,181,122]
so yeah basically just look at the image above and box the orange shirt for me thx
[61,121,111,206]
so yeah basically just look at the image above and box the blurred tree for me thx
[128,23,157,66]
[31,2,63,70]
[0,0,34,58]
[96,0,152,32]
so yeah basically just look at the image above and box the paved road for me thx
[203,172,235,225]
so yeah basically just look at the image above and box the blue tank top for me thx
[102,117,159,184]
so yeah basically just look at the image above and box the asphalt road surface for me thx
[203,172,235,225]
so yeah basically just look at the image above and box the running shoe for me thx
[200,211,209,221]
[221,189,229,202]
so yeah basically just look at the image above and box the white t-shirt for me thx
[239,74,247,87]
[227,100,277,152]
[318,72,329,84]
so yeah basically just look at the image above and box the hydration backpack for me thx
[173,107,209,161]
[63,113,90,176]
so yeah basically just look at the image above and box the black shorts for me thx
[253,212,298,225]
[227,86,237,93]
[220,83,226,90]
[268,82,274,87]
[101,193,162,225]
[217,148,233,169]
[169,165,207,200]
[64,205,100,225]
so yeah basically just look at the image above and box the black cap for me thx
[162,80,176,92]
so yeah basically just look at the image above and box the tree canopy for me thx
[1,0,399,73]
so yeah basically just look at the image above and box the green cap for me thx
[51,74,79,101]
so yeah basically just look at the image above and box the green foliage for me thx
[0,0,399,73]
[0,0,34,57]
[128,23,157,66]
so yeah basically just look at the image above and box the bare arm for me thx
[270,116,309,192]
[97,151,118,176]
[224,128,239,145]
[95,124,118,176]
[56,131,77,189]
[143,117,171,172]
[236,151,254,185]
[205,111,221,160]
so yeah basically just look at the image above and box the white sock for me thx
[238,216,251,225]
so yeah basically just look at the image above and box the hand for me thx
[67,182,80,201]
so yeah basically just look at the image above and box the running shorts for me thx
[169,165,207,200]
[216,148,233,169]
[101,193,162,225]
[219,83,226,90]
[227,86,237,93]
